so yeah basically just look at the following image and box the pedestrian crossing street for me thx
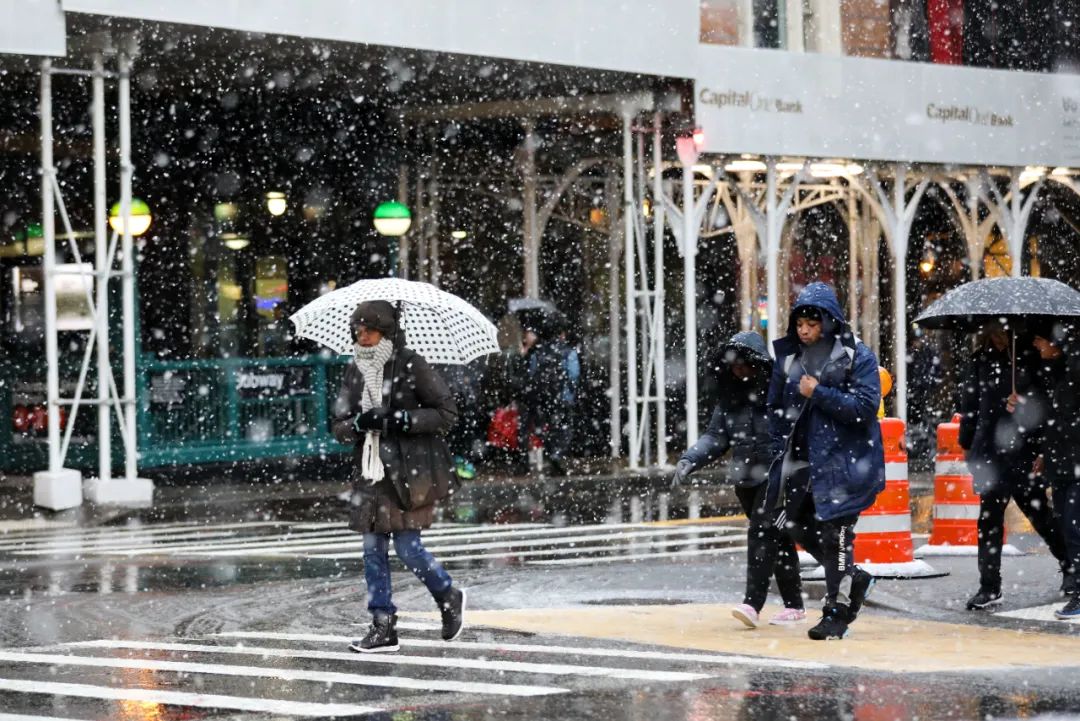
[0,518,750,567]
[0,620,825,719]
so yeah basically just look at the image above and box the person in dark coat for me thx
[1032,323,1080,619]
[672,331,806,628]
[518,315,580,476]
[958,321,1067,611]
[765,282,884,641]
[331,300,465,653]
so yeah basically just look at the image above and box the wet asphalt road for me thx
[0,493,1077,721]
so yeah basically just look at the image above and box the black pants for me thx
[976,475,1067,593]
[737,485,803,612]
[1052,480,1080,594]
[782,493,858,608]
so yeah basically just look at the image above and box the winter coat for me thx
[680,331,773,487]
[766,282,885,522]
[1038,344,1080,486]
[958,343,1044,493]
[332,304,459,534]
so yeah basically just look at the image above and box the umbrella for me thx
[507,297,567,337]
[914,276,1080,393]
[507,297,559,314]
[289,278,499,364]
[913,277,1080,331]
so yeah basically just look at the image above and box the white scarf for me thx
[353,338,395,482]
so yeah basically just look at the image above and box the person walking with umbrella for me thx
[765,282,883,641]
[1028,322,1079,617]
[957,320,1067,610]
[331,300,465,652]
[671,331,807,628]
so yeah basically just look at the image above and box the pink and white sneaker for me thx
[731,603,760,628]
[769,608,808,625]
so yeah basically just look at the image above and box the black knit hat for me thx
[794,305,823,322]
[350,300,399,339]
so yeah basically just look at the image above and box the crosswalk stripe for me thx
[0,677,381,717]
[525,545,748,565]
[0,714,80,721]
[0,520,283,543]
[95,522,738,558]
[214,631,828,670]
[10,528,359,556]
[67,639,710,682]
[299,527,743,561]
[427,536,744,564]
[0,649,566,697]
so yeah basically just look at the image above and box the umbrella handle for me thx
[1011,329,1017,397]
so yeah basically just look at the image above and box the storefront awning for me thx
[0,0,65,57]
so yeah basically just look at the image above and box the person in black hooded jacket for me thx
[958,321,1067,611]
[1030,322,1080,619]
[672,331,806,628]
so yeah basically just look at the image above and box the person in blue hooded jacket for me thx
[765,282,885,641]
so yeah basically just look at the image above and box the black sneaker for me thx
[965,588,1003,611]
[349,612,399,653]
[847,568,876,622]
[807,605,850,641]
[1055,593,1080,620]
[438,587,466,641]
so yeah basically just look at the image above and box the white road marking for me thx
[215,631,828,670]
[67,639,710,682]
[0,677,380,717]
[429,536,744,564]
[526,545,748,565]
[300,527,742,561]
[996,603,1080,623]
[93,521,733,558]
[0,714,81,721]
[0,649,565,697]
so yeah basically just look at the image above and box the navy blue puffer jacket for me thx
[766,283,885,522]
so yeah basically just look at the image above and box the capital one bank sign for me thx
[695,44,1080,167]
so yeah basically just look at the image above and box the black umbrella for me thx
[913,277,1080,331]
[914,276,1080,393]
[507,297,566,337]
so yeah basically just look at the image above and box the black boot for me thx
[966,587,1003,611]
[847,567,876,622]
[437,587,466,641]
[349,612,399,653]
[808,605,851,641]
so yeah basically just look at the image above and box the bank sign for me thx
[695,44,1080,167]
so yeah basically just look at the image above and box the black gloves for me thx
[352,407,411,434]
[670,459,695,488]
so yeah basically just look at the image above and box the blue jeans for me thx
[363,530,453,615]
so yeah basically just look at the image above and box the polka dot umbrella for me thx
[289,278,499,364]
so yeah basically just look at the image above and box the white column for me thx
[607,179,622,458]
[677,142,699,445]
[807,0,843,53]
[623,113,640,467]
[41,61,60,473]
[737,0,755,46]
[93,53,111,485]
[118,52,137,482]
[784,0,805,51]
[651,114,668,466]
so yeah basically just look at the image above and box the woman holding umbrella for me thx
[331,300,465,653]
[958,321,1067,610]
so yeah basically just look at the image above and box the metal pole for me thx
[396,164,408,278]
[765,159,780,346]
[93,54,111,483]
[429,175,441,287]
[682,153,698,445]
[522,121,540,298]
[652,114,668,465]
[847,187,859,328]
[636,125,650,467]
[893,165,908,422]
[41,60,60,473]
[607,179,622,458]
[118,52,137,481]
[623,113,640,467]
[1010,167,1023,278]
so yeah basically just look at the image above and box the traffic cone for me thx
[805,418,944,579]
[915,414,1021,557]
